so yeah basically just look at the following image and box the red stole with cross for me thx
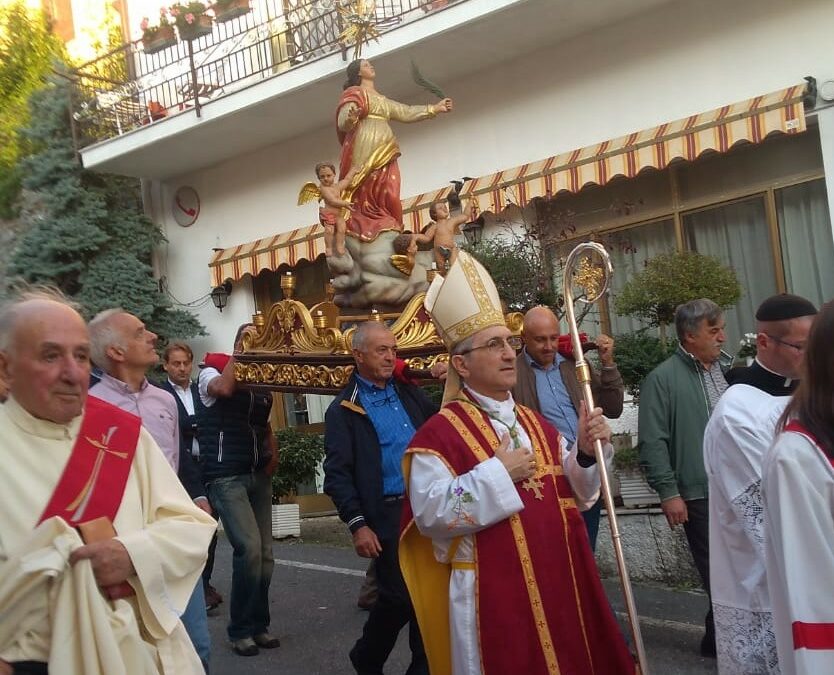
[401,398,635,675]
[38,396,141,527]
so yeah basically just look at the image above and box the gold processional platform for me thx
[232,275,523,394]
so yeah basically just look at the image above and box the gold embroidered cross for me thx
[522,476,545,500]
[67,426,127,521]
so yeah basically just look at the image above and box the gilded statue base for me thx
[233,291,522,394]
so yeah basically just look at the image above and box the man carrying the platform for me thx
[0,289,215,674]
[704,293,816,673]
[400,252,635,675]
[324,321,437,675]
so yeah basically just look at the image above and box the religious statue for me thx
[302,59,455,308]
[336,58,452,241]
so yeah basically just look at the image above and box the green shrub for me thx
[614,330,676,398]
[272,428,325,502]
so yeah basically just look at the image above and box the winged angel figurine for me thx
[297,163,359,257]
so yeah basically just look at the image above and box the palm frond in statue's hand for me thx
[411,60,446,100]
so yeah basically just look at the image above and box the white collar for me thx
[464,386,517,428]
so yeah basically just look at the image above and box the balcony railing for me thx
[70,0,461,149]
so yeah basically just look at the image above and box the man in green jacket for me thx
[638,298,732,659]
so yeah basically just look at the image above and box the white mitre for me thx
[424,251,506,403]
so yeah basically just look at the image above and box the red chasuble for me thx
[400,398,635,675]
[38,396,141,527]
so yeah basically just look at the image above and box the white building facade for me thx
[77,0,834,413]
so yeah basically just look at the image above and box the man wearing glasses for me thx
[399,252,635,675]
[704,294,816,673]
[323,321,437,675]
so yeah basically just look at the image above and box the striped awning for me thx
[209,224,325,286]
[400,84,807,227]
[209,85,806,283]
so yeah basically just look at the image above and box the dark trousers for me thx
[581,497,603,551]
[207,472,274,641]
[203,530,219,588]
[10,664,48,675]
[351,500,428,675]
[682,498,715,642]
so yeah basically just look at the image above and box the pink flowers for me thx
[185,12,195,23]
[140,7,172,35]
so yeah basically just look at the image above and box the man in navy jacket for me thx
[159,341,223,612]
[324,322,437,675]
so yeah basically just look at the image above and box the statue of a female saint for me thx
[336,59,453,241]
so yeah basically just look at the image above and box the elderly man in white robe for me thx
[0,290,216,675]
[703,293,816,674]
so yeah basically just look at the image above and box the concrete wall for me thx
[154,0,834,353]
[596,510,701,586]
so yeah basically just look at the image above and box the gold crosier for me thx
[562,242,648,674]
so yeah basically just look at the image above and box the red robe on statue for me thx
[400,399,636,675]
[336,86,431,241]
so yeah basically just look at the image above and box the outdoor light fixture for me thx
[461,216,485,246]
[211,281,232,312]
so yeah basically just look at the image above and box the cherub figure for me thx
[389,232,418,276]
[412,199,474,271]
[298,162,359,257]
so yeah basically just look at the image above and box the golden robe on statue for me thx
[0,396,216,674]
[337,87,437,241]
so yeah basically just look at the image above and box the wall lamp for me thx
[211,281,232,312]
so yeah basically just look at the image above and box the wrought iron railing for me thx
[70,0,463,150]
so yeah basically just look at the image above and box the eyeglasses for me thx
[458,335,523,356]
[370,393,399,407]
[765,334,805,352]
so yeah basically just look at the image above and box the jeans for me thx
[181,580,211,672]
[208,471,274,641]
[581,497,603,551]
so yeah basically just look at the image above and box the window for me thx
[607,219,677,336]
[683,196,778,347]
[776,178,834,308]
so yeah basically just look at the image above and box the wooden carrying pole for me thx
[561,242,649,674]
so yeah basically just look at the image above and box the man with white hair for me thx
[0,290,215,674]
[87,309,213,671]
[400,253,635,675]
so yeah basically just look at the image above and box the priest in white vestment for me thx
[0,292,216,675]
[763,299,834,675]
[704,293,815,674]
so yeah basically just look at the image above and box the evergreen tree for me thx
[0,1,65,217]
[9,77,204,344]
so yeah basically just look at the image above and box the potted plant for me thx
[212,0,251,23]
[735,332,758,367]
[140,9,177,54]
[169,1,213,41]
[614,250,741,343]
[612,440,660,508]
[270,428,326,538]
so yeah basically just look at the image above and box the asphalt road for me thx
[204,522,718,675]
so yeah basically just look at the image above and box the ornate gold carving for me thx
[235,362,355,389]
[573,256,604,300]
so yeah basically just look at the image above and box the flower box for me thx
[272,503,301,538]
[213,0,251,23]
[142,24,177,53]
[177,13,213,40]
